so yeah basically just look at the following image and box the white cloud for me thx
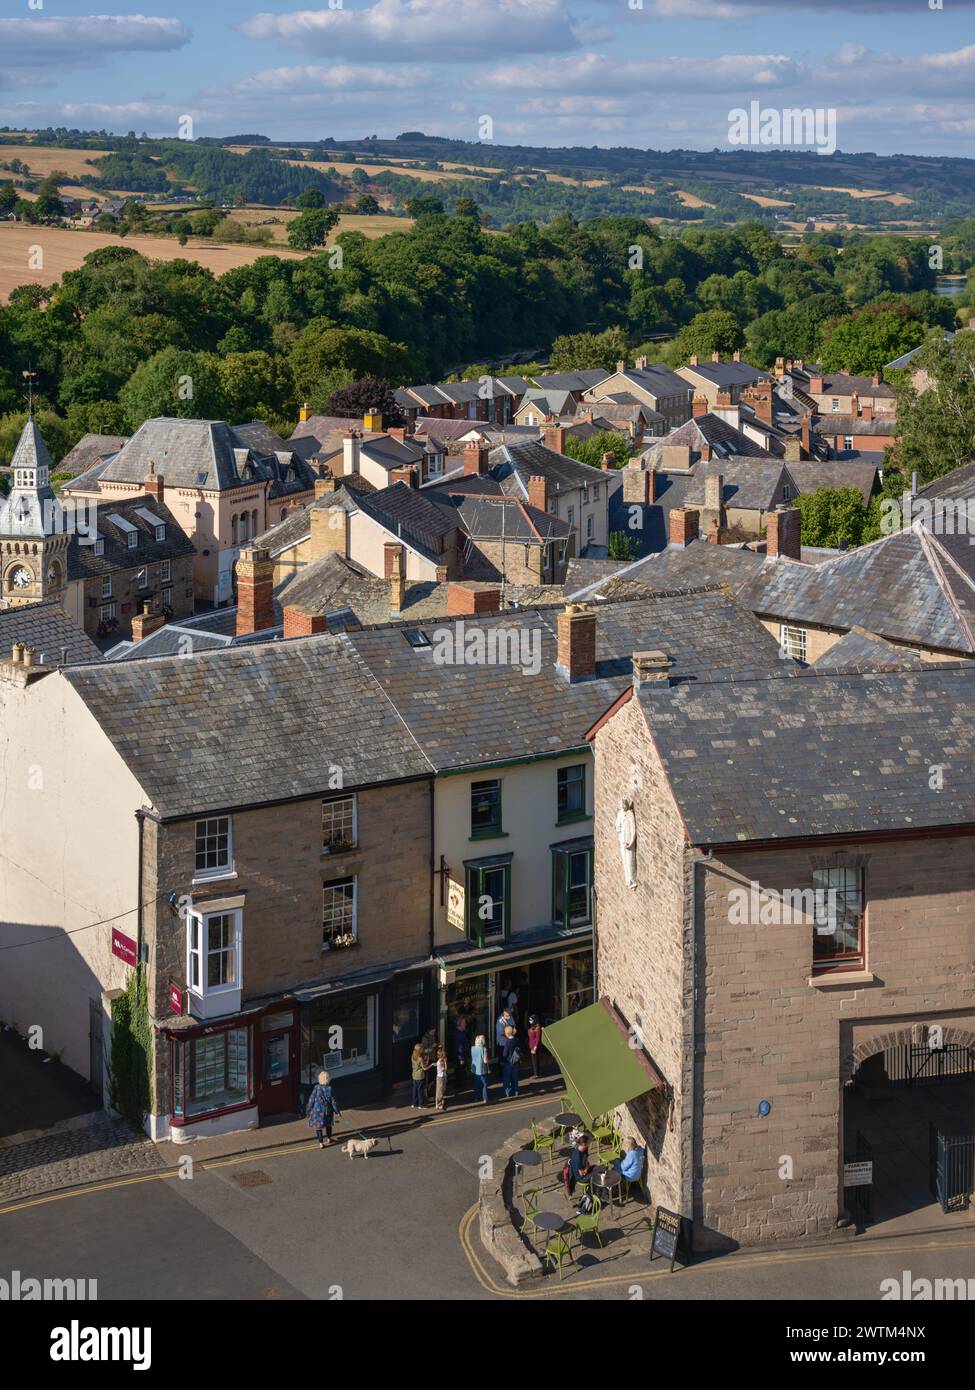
[484,50,802,93]
[240,0,581,62]
[0,15,191,66]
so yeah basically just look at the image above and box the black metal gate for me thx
[887,1043,975,1088]
[929,1124,975,1213]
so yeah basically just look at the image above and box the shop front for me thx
[438,937,595,1071]
[163,999,299,1142]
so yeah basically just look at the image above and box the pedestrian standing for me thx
[434,1045,448,1111]
[470,1034,490,1103]
[306,1070,342,1148]
[501,1024,521,1098]
[410,1043,429,1109]
[527,1015,542,1079]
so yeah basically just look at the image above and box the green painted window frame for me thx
[465,862,511,946]
[470,778,504,839]
[552,846,594,929]
[557,763,588,824]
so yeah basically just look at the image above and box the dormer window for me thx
[127,532,138,550]
[93,538,105,556]
[155,524,166,542]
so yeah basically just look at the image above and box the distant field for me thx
[0,144,107,181]
[0,223,307,300]
[742,192,793,208]
[675,190,714,208]
[812,185,913,205]
[227,207,414,244]
[285,156,480,184]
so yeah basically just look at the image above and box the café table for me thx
[553,1110,581,1135]
[513,1149,542,1190]
[590,1163,624,1210]
[534,1210,571,1235]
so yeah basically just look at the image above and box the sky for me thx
[2,0,975,156]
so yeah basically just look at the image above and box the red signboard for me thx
[168,984,183,1016]
[111,929,137,967]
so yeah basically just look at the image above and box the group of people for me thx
[408,983,546,1112]
[563,1131,645,1204]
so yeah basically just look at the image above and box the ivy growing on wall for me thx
[109,968,152,1131]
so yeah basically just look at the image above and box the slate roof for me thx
[517,388,576,417]
[803,370,896,399]
[787,459,879,507]
[448,493,574,543]
[679,358,768,389]
[815,416,898,437]
[63,637,434,817]
[353,483,457,562]
[917,461,975,504]
[85,418,317,496]
[344,588,788,772]
[67,495,195,581]
[0,601,100,665]
[738,526,975,656]
[635,664,975,845]
[531,370,608,394]
[569,538,765,602]
[812,626,928,672]
[57,434,127,477]
[490,441,607,496]
[644,414,774,464]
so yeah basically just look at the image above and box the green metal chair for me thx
[530,1118,556,1166]
[521,1187,543,1244]
[543,1228,578,1280]
[591,1112,616,1159]
[572,1193,604,1248]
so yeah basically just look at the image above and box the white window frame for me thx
[831,398,840,412]
[322,794,357,853]
[127,531,138,550]
[193,815,234,882]
[323,876,358,949]
[186,907,243,1000]
[135,567,148,589]
[101,575,112,599]
[100,602,117,623]
[780,624,807,662]
[586,514,594,541]
[155,524,166,542]
[160,558,172,583]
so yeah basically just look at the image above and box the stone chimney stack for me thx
[622,462,650,506]
[387,544,406,612]
[235,545,275,638]
[314,473,336,500]
[704,472,723,513]
[309,504,347,561]
[527,474,548,512]
[131,610,166,643]
[556,604,596,682]
[767,505,802,561]
[144,460,164,503]
[632,650,672,688]
[299,402,312,423]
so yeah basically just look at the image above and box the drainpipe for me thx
[685,847,712,1252]
[135,808,146,969]
[428,777,436,960]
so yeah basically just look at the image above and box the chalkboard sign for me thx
[649,1206,684,1272]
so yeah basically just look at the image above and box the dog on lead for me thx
[343,1136,379,1159]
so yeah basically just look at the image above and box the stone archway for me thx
[842,1023,975,1085]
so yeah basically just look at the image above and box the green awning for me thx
[542,997,665,1127]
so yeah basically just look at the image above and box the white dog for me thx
[343,1136,379,1159]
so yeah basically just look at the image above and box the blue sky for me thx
[2,0,975,155]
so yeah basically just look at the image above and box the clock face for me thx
[11,566,32,590]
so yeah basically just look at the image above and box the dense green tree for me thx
[549,328,628,373]
[794,486,868,550]
[667,310,743,363]
[891,331,975,485]
[118,347,228,429]
[296,188,326,209]
[819,310,925,374]
[562,430,630,469]
[288,325,412,409]
[215,350,295,423]
[287,207,339,250]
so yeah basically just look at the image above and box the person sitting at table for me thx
[563,1135,593,1198]
[612,1137,645,1187]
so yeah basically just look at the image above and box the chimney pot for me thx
[691,394,708,419]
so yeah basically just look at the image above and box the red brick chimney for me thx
[716,389,733,408]
[144,461,164,503]
[747,384,773,425]
[527,474,548,511]
[464,439,491,476]
[808,372,824,393]
[860,404,874,423]
[390,466,419,489]
[543,417,566,455]
[669,507,699,547]
[236,546,275,637]
[556,604,596,682]
[447,583,501,616]
[767,505,801,561]
[601,451,614,471]
[131,609,165,643]
[801,415,811,456]
[692,394,708,419]
[283,604,328,639]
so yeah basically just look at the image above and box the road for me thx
[3,1096,975,1302]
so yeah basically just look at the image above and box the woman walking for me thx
[306,1070,342,1148]
[470,1034,490,1104]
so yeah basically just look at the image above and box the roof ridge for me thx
[917,524,975,652]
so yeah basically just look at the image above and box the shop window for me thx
[812,867,865,973]
[471,778,502,838]
[557,764,587,823]
[172,1027,251,1120]
[302,993,376,1082]
[552,846,593,929]
[194,815,232,878]
[465,861,510,945]
[565,951,595,1015]
[392,976,425,1046]
[322,794,357,852]
[323,876,357,949]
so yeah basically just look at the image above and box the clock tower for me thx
[0,415,70,609]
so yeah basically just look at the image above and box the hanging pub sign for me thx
[446,877,465,931]
[111,929,137,968]
[649,1206,685,1273]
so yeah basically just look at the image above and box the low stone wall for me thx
[478,1124,547,1286]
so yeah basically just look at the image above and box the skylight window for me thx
[403,628,431,649]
